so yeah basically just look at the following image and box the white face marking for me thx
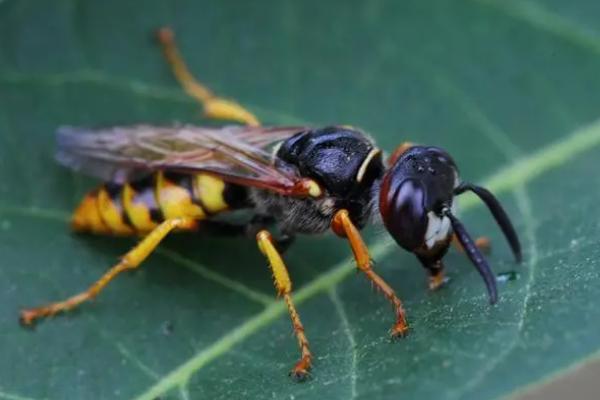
[425,212,451,249]
[422,167,460,249]
[424,201,457,249]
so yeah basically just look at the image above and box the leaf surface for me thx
[1,1,600,399]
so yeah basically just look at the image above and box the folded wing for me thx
[57,124,313,196]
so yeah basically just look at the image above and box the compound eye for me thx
[380,178,428,251]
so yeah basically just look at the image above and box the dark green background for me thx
[2,0,600,399]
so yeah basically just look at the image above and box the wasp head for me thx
[379,145,522,304]
[379,146,458,253]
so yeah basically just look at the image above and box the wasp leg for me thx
[245,215,296,252]
[452,234,491,254]
[417,256,447,291]
[256,230,311,381]
[201,218,295,253]
[331,209,408,338]
[20,217,197,326]
[156,27,260,126]
[428,269,446,291]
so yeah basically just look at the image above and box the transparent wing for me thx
[56,124,313,196]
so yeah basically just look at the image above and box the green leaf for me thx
[2,1,600,399]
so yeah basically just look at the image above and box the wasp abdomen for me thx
[71,172,244,235]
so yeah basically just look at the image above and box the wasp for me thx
[20,28,522,380]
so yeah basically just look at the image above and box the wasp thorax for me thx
[277,126,383,198]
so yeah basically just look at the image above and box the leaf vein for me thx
[0,388,45,400]
[0,70,309,125]
[86,312,162,381]
[155,247,274,306]
[115,341,161,380]
[421,81,539,398]
[0,206,273,306]
[132,116,600,400]
[178,384,191,400]
[328,287,358,400]
[450,186,538,399]
[4,115,600,400]
[472,0,600,56]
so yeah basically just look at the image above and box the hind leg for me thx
[20,218,197,325]
[156,27,260,126]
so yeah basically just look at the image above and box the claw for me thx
[428,272,447,291]
[475,236,491,253]
[19,309,38,327]
[289,357,312,382]
[390,321,409,339]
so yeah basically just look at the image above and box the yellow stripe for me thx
[71,193,109,234]
[97,188,134,235]
[122,184,158,233]
[194,174,229,213]
[156,172,206,220]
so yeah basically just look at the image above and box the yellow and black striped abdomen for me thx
[71,172,245,235]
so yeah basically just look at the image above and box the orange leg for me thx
[418,255,448,291]
[427,235,489,291]
[452,234,491,254]
[20,217,197,326]
[428,269,446,291]
[332,209,408,337]
[156,27,260,126]
[256,230,312,381]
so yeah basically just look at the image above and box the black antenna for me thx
[455,183,522,263]
[443,207,498,304]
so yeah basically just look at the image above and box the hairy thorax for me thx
[250,190,341,234]
[255,126,385,235]
[249,186,378,235]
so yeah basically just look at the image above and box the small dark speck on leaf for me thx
[161,320,174,336]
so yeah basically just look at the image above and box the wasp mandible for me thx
[20,28,522,380]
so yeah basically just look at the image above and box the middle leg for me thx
[256,230,312,380]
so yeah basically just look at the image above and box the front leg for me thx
[331,209,408,338]
[417,256,447,291]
